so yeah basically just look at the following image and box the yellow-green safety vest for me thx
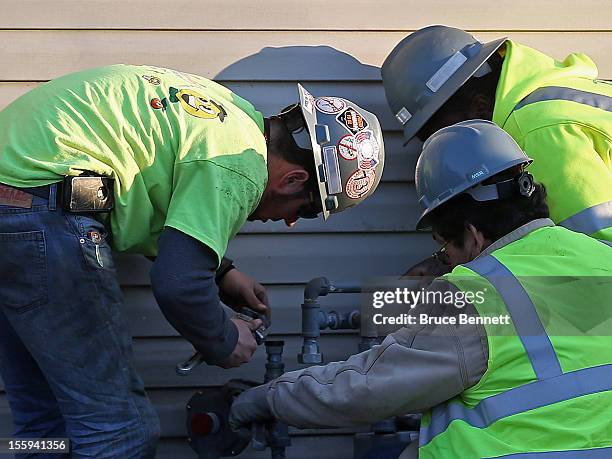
[493,41,612,242]
[419,226,612,458]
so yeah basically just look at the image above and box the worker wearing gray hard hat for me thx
[382,25,612,277]
[415,120,536,231]
[229,120,612,458]
[288,84,385,219]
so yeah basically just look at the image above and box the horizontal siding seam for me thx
[0,28,611,33]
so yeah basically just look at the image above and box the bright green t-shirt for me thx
[0,65,268,260]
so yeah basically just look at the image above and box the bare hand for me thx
[219,269,269,317]
[220,318,263,368]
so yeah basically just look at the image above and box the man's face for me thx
[433,227,485,269]
[249,161,321,227]
[255,119,323,226]
[250,189,319,227]
[416,108,467,143]
[415,88,496,143]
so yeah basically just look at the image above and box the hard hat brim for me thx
[297,84,331,220]
[402,37,507,146]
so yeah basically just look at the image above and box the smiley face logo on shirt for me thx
[168,87,226,122]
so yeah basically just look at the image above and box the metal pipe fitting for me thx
[303,276,331,302]
[327,310,361,330]
[264,340,285,382]
[300,278,363,364]
[298,300,323,364]
[263,340,290,458]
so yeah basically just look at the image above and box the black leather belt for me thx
[22,182,64,204]
[8,176,114,213]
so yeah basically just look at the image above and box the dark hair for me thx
[416,52,504,142]
[266,117,318,187]
[429,176,549,247]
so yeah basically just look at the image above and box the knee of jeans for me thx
[86,413,160,459]
[66,402,160,458]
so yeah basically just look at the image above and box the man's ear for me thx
[469,94,494,120]
[278,169,309,195]
[465,223,487,255]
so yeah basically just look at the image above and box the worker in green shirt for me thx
[0,65,385,458]
[381,25,612,276]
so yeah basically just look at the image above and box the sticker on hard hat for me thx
[345,169,376,199]
[395,107,412,125]
[338,135,357,160]
[303,92,315,114]
[355,130,380,170]
[337,108,368,134]
[315,97,346,114]
[426,51,467,93]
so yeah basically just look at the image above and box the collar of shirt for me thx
[475,218,555,259]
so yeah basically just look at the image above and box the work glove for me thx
[219,269,270,317]
[229,384,275,435]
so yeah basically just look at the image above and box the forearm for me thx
[151,227,238,365]
[216,256,236,284]
[266,280,488,428]
[267,334,461,427]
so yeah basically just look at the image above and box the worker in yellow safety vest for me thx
[381,25,612,276]
[229,120,612,459]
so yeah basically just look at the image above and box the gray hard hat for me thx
[280,84,385,219]
[415,120,534,230]
[382,25,506,143]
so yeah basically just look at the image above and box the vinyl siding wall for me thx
[0,2,610,457]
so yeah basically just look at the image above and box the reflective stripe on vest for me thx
[558,201,612,235]
[514,87,612,236]
[467,255,562,379]
[421,364,612,446]
[419,254,612,447]
[600,239,612,248]
[491,446,612,458]
[514,86,612,113]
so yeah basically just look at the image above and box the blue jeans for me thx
[0,185,160,458]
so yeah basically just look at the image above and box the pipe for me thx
[264,341,291,458]
[303,277,331,302]
[299,278,363,364]
[327,310,361,330]
[303,277,362,302]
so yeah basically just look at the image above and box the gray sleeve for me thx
[150,227,238,365]
[266,279,488,428]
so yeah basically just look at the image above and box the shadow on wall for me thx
[214,44,422,179]
[215,44,382,84]
[213,45,393,123]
